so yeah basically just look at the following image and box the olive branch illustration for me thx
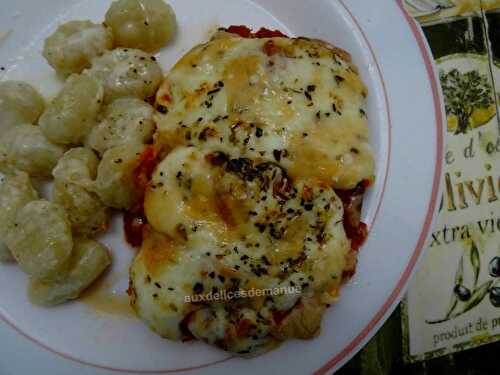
[426,242,500,324]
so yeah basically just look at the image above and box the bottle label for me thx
[402,0,500,363]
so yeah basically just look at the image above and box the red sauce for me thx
[225,25,288,39]
[335,181,371,282]
[123,146,162,248]
[335,180,370,252]
[255,27,288,38]
[226,25,252,38]
[161,93,172,103]
[236,318,254,337]
[179,312,196,341]
[272,308,291,326]
[126,278,134,297]
[263,40,280,56]
[349,222,368,252]
[133,146,161,195]
[124,209,147,247]
[342,269,355,281]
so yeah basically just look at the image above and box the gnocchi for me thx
[86,97,155,154]
[0,242,14,262]
[43,20,113,76]
[93,143,145,209]
[0,81,45,130]
[52,147,99,188]
[28,237,111,306]
[39,74,103,145]
[0,171,39,237]
[0,171,37,263]
[0,0,179,307]
[5,200,73,280]
[85,48,162,103]
[52,180,109,236]
[0,124,66,176]
[105,0,176,53]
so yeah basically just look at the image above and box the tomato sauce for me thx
[133,146,161,194]
[335,181,369,252]
[263,40,280,56]
[179,312,195,341]
[236,318,254,337]
[124,146,162,248]
[124,209,147,247]
[272,309,290,326]
[225,25,288,39]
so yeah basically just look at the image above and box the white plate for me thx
[0,0,445,374]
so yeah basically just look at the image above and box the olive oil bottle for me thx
[339,2,500,374]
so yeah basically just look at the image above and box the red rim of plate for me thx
[0,0,444,373]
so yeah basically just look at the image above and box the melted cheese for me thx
[131,35,374,355]
[154,36,373,189]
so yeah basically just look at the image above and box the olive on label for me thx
[490,287,500,307]
[489,257,500,278]
[454,284,471,302]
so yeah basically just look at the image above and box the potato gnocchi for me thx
[0,81,45,130]
[0,124,66,176]
[39,74,103,145]
[86,97,155,155]
[52,147,99,189]
[0,171,39,263]
[6,200,73,280]
[0,0,175,307]
[93,143,145,209]
[0,171,39,236]
[85,48,162,103]
[43,20,113,76]
[52,181,109,237]
[0,242,14,263]
[105,0,176,53]
[28,237,111,306]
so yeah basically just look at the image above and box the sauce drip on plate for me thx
[80,273,136,319]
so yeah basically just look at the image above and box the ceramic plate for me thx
[0,0,444,373]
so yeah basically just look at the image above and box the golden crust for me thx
[131,34,373,355]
